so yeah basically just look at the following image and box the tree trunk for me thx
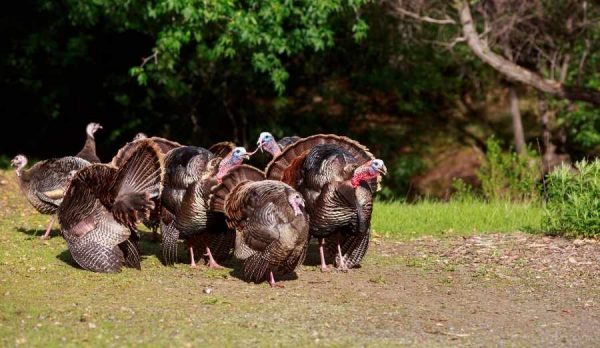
[509,86,526,154]
[538,93,551,173]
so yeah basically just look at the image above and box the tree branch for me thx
[456,1,600,106]
[140,51,158,68]
[388,2,456,25]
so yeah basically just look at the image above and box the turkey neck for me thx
[82,135,96,155]
[17,166,32,183]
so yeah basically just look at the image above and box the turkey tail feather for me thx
[266,134,375,180]
[243,253,271,283]
[208,141,236,158]
[161,221,180,266]
[111,139,164,228]
[209,165,264,212]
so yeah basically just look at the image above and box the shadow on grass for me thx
[228,266,299,286]
[16,227,60,239]
[56,249,81,268]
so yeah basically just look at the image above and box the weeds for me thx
[543,160,600,237]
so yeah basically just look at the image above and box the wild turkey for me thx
[57,139,163,273]
[161,146,251,268]
[265,134,386,272]
[11,155,90,239]
[76,122,103,163]
[256,132,301,157]
[111,133,183,239]
[210,165,309,287]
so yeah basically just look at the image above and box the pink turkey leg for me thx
[189,242,198,268]
[268,271,284,288]
[203,236,224,269]
[336,241,349,272]
[318,238,330,272]
[41,216,55,240]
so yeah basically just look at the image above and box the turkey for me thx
[256,132,301,157]
[265,134,386,272]
[57,139,163,273]
[111,133,183,239]
[210,165,309,287]
[76,122,103,163]
[161,146,251,268]
[11,155,90,239]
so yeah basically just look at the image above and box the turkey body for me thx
[58,139,163,272]
[211,165,309,286]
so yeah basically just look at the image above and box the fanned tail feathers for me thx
[265,134,375,181]
[209,141,236,158]
[111,139,164,228]
[209,165,264,212]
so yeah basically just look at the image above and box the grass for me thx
[0,169,545,346]
[372,200,542,239]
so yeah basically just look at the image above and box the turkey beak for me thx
[256,139,265,153]
[378,165,388,176]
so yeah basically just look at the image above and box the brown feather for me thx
[208,141,236,158]
[209,165,265,213]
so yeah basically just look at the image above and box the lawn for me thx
[373,200,542,239]
[1,170,598,347]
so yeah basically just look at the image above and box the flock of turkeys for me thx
[11,123,387,287]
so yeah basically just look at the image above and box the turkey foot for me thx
[318,238,331,272]
[336,242,349,272]
[204,246,224,269]
[41,216,55,240]
[268,271,284,288]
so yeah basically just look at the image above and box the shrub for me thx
[476,137,540,202]
[543,160,600,237]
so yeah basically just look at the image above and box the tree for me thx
[387,0,600,106]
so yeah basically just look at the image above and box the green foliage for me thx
[477,137,540,202]
[543,160,600,237]
[561,102,600,152]
[0,155,11,169]
[450,178,476,202]
[378,154,424,200]
[65,0,370,94]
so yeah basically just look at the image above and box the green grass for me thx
[372,200,542,239]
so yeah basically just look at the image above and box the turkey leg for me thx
[268,271,284,288]
[41,216,55,240]
[318,238,331,272]
[203,236,224,269]
[189,241,198,268]
[336,234,349,272]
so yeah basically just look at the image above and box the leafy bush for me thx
[543,160,600,237]
[476,137,540,202]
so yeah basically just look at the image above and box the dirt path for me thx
[343,233,600,346]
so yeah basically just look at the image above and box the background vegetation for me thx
[2,1,600,235]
